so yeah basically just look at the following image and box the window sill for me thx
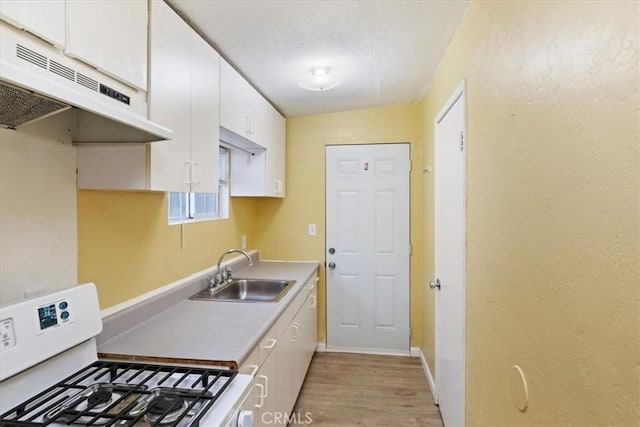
[168,216,228,226]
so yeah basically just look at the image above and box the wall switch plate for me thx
[308,224,317,236]
[241,235,247,250]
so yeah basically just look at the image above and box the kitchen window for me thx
[168,146,229,223]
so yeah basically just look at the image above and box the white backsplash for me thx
[0,111,77,306]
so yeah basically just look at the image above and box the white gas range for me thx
[0,284,254,426]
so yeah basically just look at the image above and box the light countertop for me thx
[97,260,319,368]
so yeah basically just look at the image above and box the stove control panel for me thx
[37,299,72,333]
[0,283,102,382]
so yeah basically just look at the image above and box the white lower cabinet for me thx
[240,272,318,426]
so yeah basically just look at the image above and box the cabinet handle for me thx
[254,383,265,408]
[275,180,282,194]
[263,338,277,349]
[310,293,317,309]
[191,161,201,185]
[306,277,319,289]
[184,161,192,185]
[247,364,259,377]
[258,374,269,398]
[245,115,253,135]
[291,323,300,342]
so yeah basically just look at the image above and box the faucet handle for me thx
[223,265,233,283]
[206,276,216,289]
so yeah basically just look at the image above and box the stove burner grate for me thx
[0,361,237,426]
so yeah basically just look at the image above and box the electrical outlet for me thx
[241,235,247,250]
[308,224,317,236]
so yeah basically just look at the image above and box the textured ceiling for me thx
[167,0,468,117]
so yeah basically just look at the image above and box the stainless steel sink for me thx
[190,279,296,303]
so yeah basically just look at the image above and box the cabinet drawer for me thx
[258,321,278,363]
[239,345,260,376]
[277,277,316,337]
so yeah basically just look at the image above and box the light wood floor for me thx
[291,352,443,426]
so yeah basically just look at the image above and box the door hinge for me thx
[409,160,412,173]
[409,326,412,340]
[409,243,412,256]
[459,131,464,152]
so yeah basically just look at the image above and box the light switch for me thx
[241,235,247,250]
[308,224,317,236]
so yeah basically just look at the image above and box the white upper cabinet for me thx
[263,97,286,197]
[66,0,147,91]
[0,0,65,48]
[146,0,192,192]
[220,58,262,143]
[77,0,219,193]
[187,27,220,194]
[222,59,286,198]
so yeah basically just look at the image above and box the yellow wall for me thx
[77,191,257,308]
[255,104,424,346]
[420,1,639,425]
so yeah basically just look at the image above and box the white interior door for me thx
[326,143,410,355]
[434,81,467,427]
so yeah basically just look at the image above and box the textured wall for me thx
[77,192,257,309]
[421,1,639,425]
[255,104,424,346]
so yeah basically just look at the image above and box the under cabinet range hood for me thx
[0,22,172,143]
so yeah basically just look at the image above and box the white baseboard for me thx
[419,348,438,404]
[410,346,420,357]
[315,342,326,352]
[324,345,410,357]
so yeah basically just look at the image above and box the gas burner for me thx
[145,393,190,424]
[86,389,113,408]
[44,383,146,425]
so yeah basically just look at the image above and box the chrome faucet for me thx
[209,248,253,289]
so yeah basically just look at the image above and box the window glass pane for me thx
[193,193,216,218]
[168,192,185,221]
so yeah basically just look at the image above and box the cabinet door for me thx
[291,306,309,402]
[148,0,191,192]
[305,286,318,362]
[66,0,147,90]
[255,351,277,427]
[276,319,297,416]
[189,32,219,194]
[264,103,286,197]
[0,0,65,48]
[220,58,261,142]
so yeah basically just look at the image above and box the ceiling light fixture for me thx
[299,66,344,92]
[310,66,330,77]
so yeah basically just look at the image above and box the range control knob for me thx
[237,410,254,427]
[61,311,70,320]
[59,301,68,310]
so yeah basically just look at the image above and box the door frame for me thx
[324,143,411,356]
[434,80,467,416]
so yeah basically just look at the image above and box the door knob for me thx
[328,262,336,270]
[328,247,335,254]
[429,278,441,290]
